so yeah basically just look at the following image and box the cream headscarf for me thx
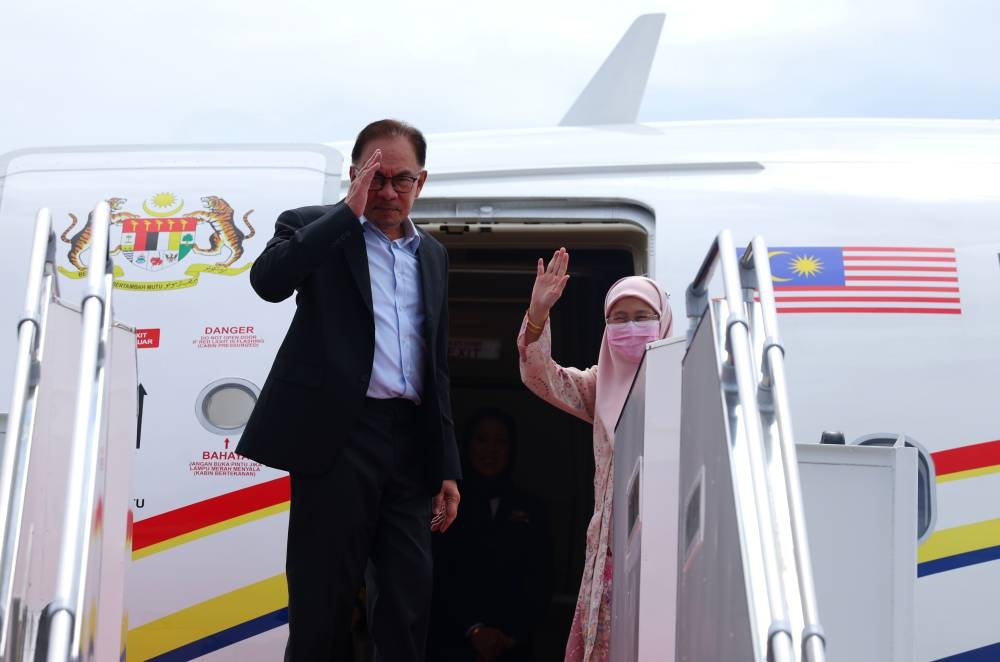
[594,276,672,442]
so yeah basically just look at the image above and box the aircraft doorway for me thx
[417,202,651,661]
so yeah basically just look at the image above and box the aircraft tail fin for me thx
[559,13,665,127]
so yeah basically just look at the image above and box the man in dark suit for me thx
[237,119,461,662]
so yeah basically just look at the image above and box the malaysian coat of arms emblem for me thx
[57,193,255,291]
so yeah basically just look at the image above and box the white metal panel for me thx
[635,338,684,660]
[610,336,684,662]
[797,444,917,662]
[674,310,760,662]
[93,322,138,661]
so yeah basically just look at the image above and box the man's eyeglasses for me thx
[369,173,421,193]
[606,313,660,325]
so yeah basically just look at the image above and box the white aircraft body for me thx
[0,14,998,662]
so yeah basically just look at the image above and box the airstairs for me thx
[0,203,136,662]
[611,231,917,661]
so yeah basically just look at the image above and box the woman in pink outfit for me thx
[517,247,673,662]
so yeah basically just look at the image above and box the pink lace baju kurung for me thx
[517,318,614,662]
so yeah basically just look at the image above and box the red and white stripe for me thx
[774,246,961,315]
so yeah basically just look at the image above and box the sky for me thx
[0,0,998,156]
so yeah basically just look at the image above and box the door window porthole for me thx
[853,433,937,543]
[195,378,260,436]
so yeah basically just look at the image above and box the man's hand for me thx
[431,479,460,532]
[346,149,381,218]
[467,626,514,661]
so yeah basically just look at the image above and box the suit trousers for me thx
[284,397,432,662]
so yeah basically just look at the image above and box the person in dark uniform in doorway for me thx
[428,408,553,662]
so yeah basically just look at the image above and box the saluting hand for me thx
[346,149,381,218]
[528,247,570,323]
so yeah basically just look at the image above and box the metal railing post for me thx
[742,238,827,662]
[685,230,829,661]
[716,231,794,662]
[41,201,114,662]
[0,209,57,660]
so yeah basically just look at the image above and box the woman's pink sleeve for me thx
[517,315,596,423]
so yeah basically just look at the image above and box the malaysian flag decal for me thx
[765,246,961,315]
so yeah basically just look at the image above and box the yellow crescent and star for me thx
[142,192,185,217]
[769,250,824,283]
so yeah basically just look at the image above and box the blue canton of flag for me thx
[767,247,845,286]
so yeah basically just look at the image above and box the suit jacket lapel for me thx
[344,222,373,315]
[418,237,442,343]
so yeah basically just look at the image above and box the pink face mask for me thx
[606,320,660,363]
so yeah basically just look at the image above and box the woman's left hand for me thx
[528,247,570,323]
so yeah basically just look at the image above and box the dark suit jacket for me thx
[237,201,460,492]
